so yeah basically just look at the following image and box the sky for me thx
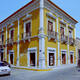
[0,0,80,38]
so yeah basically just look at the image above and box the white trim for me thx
[57,17,60,65]
[61,50,67,64]
[70,51,74,64]
[47,47,56,68]
[27,47,37,68]
[60,19,66,25]
[17,19,20,66]
[9,50,14,65]
[46,12,56,20]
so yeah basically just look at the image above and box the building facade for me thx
[76,38,80,67]
[0,0,78,71]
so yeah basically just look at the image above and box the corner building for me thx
[0,0,78,71]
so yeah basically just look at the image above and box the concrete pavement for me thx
[0,65,80,80]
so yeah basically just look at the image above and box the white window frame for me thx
[61,50,67,64]
[27,47,37,68]
[47,18,55,32]
[70,51,74,64]
[24,20,32,35]
[9,28,14,39]
[9,50,14,65]
[47,47,56,68]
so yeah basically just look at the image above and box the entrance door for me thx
[62,54,66,64]
[49,53,55,66]
[10,53,14,64]
[0,53,3,61]
[30,53,35,66]
[70,54,73,64]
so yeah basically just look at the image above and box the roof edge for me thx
[48,0,78,23]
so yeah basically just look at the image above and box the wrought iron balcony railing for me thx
[7,38,14,45]
[69,37,75,46]
[22,32,31,41]
[48,31,58,42]
[61,35,68,44]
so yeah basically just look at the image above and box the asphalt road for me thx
[0,66,80,80]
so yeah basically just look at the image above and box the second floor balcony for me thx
[22,32,31,42]
[61,35,68,44]
[69,37,75,46]
[7,38,14,45]
[48,31,58,42]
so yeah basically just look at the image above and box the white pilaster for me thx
[5,25,7,61]
[57,16,60,66]
[75,28,77,65]
[66,24,70,64]
[17,18,20,66]
[39,0,45,69]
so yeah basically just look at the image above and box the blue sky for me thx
[0,0,80,38]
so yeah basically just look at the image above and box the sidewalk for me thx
[52,64,77,71]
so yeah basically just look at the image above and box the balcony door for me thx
[69,29,73,38]
[48,21,53,32]
[9,29,14,41]
[60,27,64,39]
[24,21,31,37]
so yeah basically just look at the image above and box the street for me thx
[0,66,80,80]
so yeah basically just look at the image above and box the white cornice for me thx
[0,0,40,28]
[46,12,56,20]
[44,0,76,25]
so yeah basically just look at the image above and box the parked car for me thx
[3,61,11,68]
[0,62,11,75]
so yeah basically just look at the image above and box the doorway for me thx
[9,52,14,65]
[30,53,35,66]
[0,53,3,61]
[49,53,55,66]
[70,54,73,64]
[62,54,66,64]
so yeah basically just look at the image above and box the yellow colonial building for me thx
[0,0,78,71]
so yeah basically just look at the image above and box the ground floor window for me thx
[49,53,55,66]
[61,51,66,64]
[30,53,35,66]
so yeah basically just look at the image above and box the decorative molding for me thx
[46,12,56,20]
[0,0,40,28]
